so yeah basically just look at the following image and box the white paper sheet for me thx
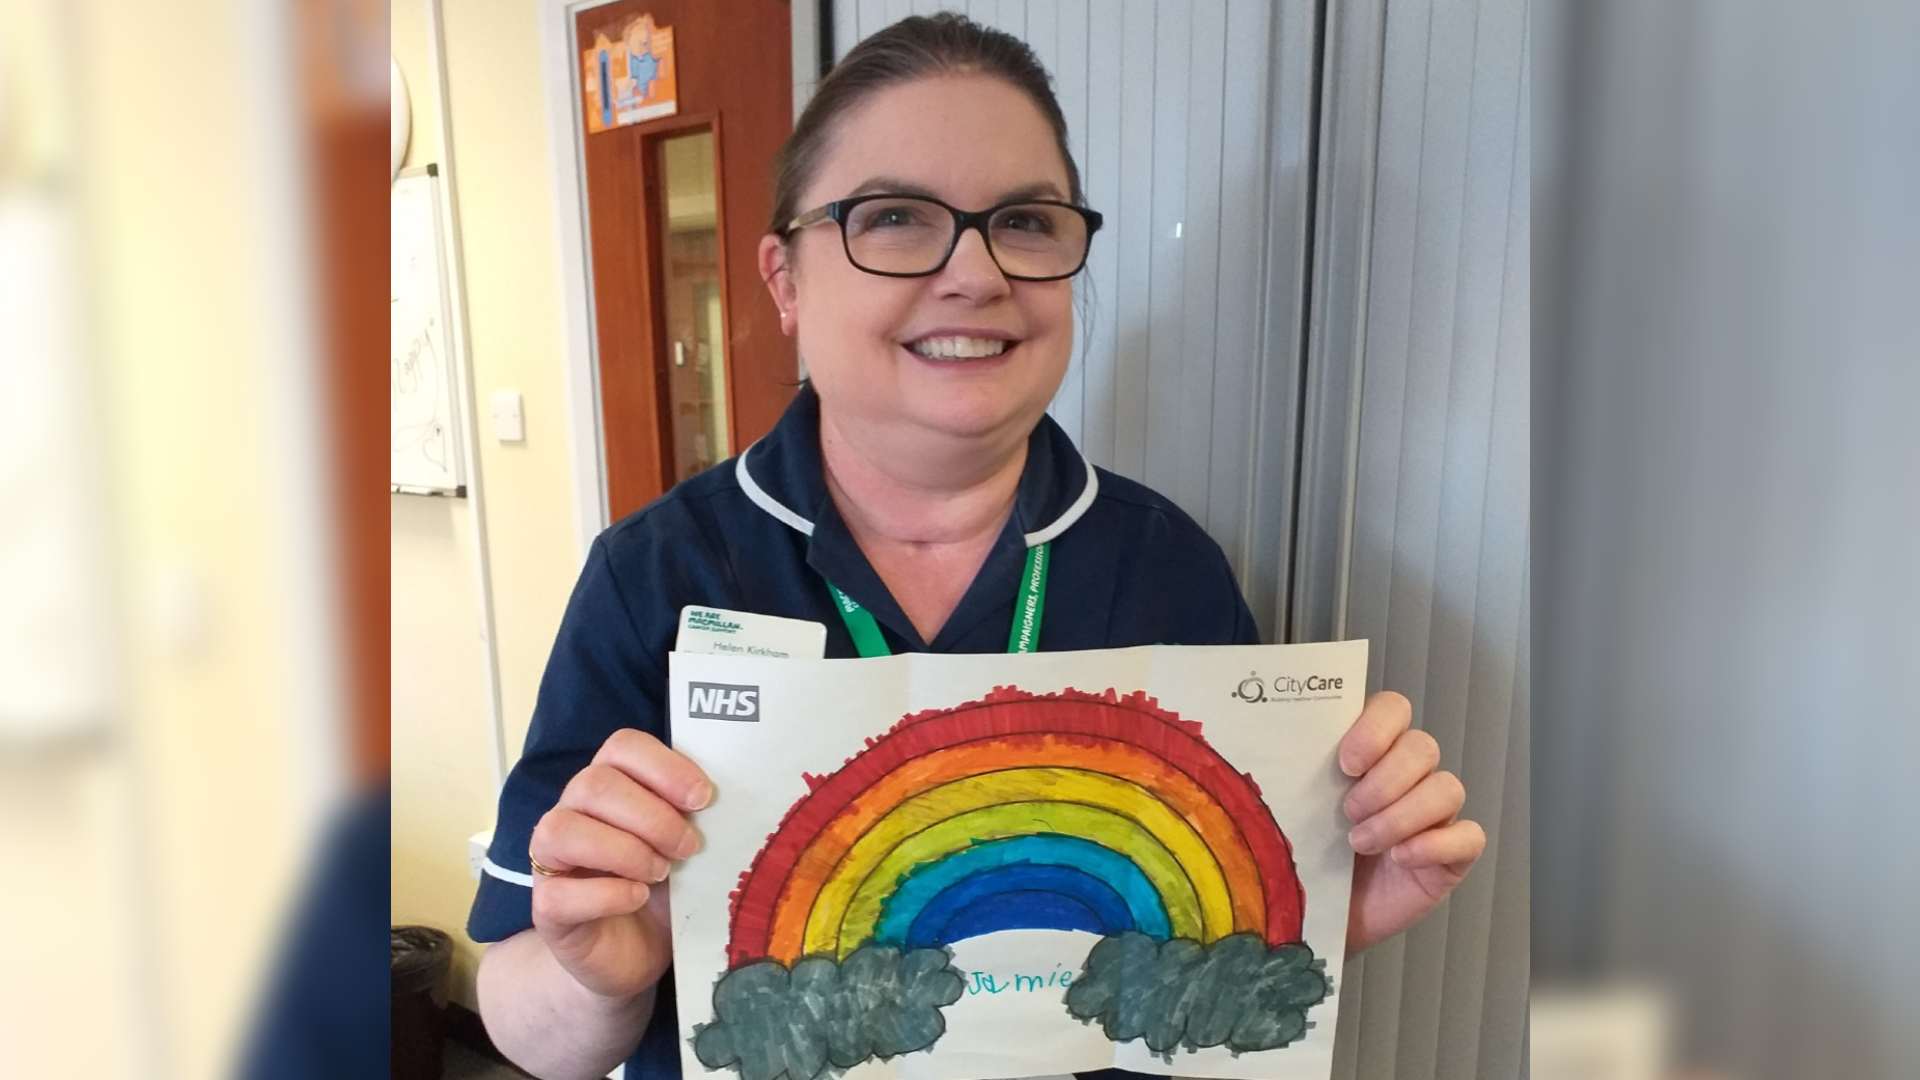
[667,641,1367,1080]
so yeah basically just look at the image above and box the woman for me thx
[470,15,1483,1080]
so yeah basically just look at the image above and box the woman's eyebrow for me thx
[993,181,1068,202]
[844,177,1068,203]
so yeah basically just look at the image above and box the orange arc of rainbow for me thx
[764,732,1267,963]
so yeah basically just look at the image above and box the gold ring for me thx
[528,852,565,877]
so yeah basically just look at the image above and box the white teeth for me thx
[907,336,1012,360]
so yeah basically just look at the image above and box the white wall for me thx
[389,0,586,1010]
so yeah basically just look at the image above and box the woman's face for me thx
[762,74,1077,447]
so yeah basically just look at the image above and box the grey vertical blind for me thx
[828,3,1530,1075]
[1532,2,1920,1078]
[1305,1,1531,1078]
[833,0,1316,640]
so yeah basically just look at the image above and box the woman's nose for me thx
[934,226,1012,301]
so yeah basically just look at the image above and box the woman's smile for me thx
[900,327,1024,369]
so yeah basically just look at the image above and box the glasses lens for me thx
[843,197,952,274]
[988,203,1090,278]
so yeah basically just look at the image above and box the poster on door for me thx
[582,13,678,133]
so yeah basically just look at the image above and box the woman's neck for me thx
[818,407,1027,551]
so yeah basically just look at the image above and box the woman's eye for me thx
[862,205,930,230]
[999,211,1056,234]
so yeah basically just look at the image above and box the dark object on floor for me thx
[393,925,454,1080]
[442,1036,535,1079]
[444,1003,534,1077]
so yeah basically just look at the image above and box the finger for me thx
[531,875,652,932]
[1348,770,1466,855]
[561,763,704,860]
[596,728,714,811]
[1389,819,1487,870]
[531,807,671,883]
[1343,728,1441,822]
[1337,691,1413,777]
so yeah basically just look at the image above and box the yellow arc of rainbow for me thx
[801,768,1235,958]
[764,734,1268,962]
[819,801,1200,958]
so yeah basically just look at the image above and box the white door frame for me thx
[536,0,821,564]
[536,0,621,564]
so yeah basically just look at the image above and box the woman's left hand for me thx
[1338,691,1486,956]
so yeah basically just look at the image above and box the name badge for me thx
[675,606,826,660]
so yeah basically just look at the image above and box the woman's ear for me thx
[758,233,798,336]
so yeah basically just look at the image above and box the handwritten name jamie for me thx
[964,966,1075,996]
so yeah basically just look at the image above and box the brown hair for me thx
[766,13,1085,238]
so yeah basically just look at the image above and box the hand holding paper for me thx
[1337,692,1486,956]
[526,728,712,1000]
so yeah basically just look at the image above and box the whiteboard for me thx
[391,167,467,494]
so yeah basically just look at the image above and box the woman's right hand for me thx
[527,728,713,1002]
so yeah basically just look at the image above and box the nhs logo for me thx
[687,682,760,721]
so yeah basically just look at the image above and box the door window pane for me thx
[656,129,728,482]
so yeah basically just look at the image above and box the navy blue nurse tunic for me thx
[468,385,1261,1078]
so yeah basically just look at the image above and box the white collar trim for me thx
[1022,455,1099,546]
[735,445,816,536]
[735,440,1099,548]
[481,857,533,888]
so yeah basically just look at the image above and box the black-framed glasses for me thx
[783,193,1104,281]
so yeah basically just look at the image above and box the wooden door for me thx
[575,0,796,521]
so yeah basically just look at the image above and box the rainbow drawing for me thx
[725,686,1306,966]
[693,686,1333,1079]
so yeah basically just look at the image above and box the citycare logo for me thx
[688,681,760,721]
[1230,669,1347,704]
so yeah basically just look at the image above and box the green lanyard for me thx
[826,542,1050,657]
